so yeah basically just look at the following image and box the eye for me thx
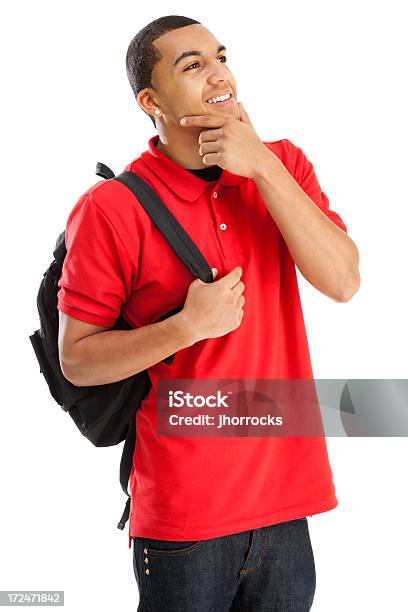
[184,55,227,71]
[185,62,200,71]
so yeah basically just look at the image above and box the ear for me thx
[238,101,252,125]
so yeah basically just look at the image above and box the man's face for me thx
[147,24,239,125]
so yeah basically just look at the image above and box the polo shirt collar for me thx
[140,134,247,202]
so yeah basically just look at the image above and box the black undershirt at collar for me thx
[186,165,223,182]
[153,139,222,182]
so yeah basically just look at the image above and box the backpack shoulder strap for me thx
[112,169,214,531]
[114,171,213,283]
[96,162,116,180]
[116,414,136,530]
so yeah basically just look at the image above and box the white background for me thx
[1,1,407,610]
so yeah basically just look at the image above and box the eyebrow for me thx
[174,44,226,67]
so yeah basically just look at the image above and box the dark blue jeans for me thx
[132,517,316,611]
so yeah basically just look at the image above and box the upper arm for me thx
[285,139,348,233]
[58,311,110,377]
[56,189,136,382]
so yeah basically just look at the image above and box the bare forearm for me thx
[253,151,360,301]
[63,311,195,387]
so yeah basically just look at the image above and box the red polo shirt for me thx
[57,135,347,548]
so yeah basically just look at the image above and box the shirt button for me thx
[220,223,227,230]
[143,548,148,554]
[213,191,218,198]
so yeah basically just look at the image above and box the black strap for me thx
[96,162,116,180]
[107,168,214,531]
[114,171,213,283]
[116,415,136,529]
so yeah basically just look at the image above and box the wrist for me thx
[170,310,200,348]
[252,146,284,183]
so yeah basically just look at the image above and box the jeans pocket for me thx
[142,537,204,557]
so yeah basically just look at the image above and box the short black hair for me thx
[126,15,201,128]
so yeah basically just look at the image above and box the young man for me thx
[57,15,360,612]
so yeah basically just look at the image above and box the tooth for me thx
[207,93,231,103]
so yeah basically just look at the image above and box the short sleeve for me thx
[290,141,348,233]
[57,192,134,327]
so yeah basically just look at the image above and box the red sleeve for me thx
[288,140,348,233]
[57,192,134,327]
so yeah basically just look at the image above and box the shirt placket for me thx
[209,186,238,261]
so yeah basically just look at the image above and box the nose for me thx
[207,58,229,84]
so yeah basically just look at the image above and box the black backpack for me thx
[29,162,213,530]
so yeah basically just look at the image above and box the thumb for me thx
[238,101,252,125]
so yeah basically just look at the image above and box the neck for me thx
[155,129,213,170]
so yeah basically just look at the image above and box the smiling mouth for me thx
[205,92,234,105]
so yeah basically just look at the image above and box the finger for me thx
[218,266,243,288]
[231,281,245,298]
[202,152,222,165]
[238,102,243,121]
[238,102,252,125]
[199,128,223,143]
[180,115,226,128]
[199,141,221,156]
[237,294,245,308]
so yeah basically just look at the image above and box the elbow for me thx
[59,356,88,387]
[333,268,361,303]
[333,241,361,303]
